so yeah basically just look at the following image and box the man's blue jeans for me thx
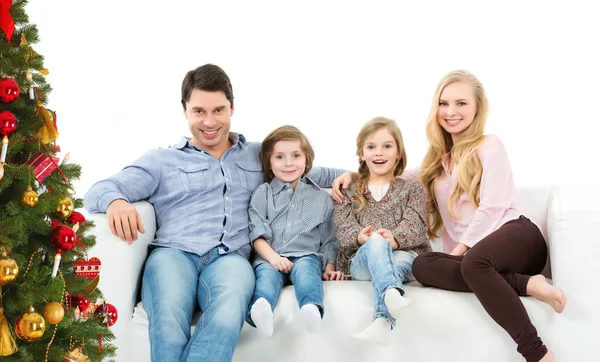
[141,246,255,362]
[350,234,415,328]
[247,254,324,326]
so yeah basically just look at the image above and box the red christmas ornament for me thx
[50,225,77,252]
[66,211,86,225]
[73,257,101,280]
[95,303,118,327]
[0,0,15,42]
[67,211,86,232]
[0,110,17,137]
[0,77,19,103]
[51,218,62,229]
[76,295,90,312]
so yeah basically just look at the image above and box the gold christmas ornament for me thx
[42,301,65,325]
[0,252,19,286]
[0,307,18,356]
[15,307,46,342]
[21,185,39,208]
[35,105,59,143]
[62,347,91,362]
[54,197,74,219]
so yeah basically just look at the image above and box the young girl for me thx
[333,117,431,346]
[409,70,567,362]
[247,125,344,338]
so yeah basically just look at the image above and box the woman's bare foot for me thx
[539,350,555,362]
[527,274,567,313]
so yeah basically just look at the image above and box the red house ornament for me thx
[25,151,60,182]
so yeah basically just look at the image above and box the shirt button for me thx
[225,196,229,200]
[223,230,227,234]
[226,178,229,182]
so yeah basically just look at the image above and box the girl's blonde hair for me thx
[420,70,489,238]
[260,125,315,183]
[354,117,407,211]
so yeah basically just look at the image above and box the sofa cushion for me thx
[130,280,557,362]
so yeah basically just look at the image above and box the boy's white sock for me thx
[300,304,322,334]
[352,318,392,346]
[250,298,273,338]
[384,288,411,319]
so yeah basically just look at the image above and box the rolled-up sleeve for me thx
[84,152,161,213]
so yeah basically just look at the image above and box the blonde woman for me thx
[408,70,566,362]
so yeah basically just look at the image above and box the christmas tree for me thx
[0,1,116,361]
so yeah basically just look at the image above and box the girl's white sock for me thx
[384,288,411,319]
[300,304,322,334]
[250,298,273,338]
[352,318,392,346]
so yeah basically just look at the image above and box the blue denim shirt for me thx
[84,133,344,259]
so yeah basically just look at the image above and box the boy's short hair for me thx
[181,64,234,110]
[260,125,315,183]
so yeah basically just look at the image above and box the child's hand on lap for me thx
[269,256,294,273]
[357,225,374,245]
[376,228,399,250]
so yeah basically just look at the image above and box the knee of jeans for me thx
[365,234,389,252]
[211,296,249,328]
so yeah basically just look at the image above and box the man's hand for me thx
[357,225,374,246]
[376,228,399,250]
[331,171,358,203]
[269,256,294,274]
[106,199,146,244]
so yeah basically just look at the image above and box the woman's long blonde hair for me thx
[354,117,407,211]
[420,70,489,238]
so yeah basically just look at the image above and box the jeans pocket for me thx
[178,163,213,193]
[235,161,264,191]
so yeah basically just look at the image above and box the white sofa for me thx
[84,185,600,362]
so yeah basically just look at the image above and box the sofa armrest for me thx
[547,185,600,361]
[83,201,157,361]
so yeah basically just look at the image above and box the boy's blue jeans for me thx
[247,254,324,326]
[350,233,415,328]
[141,246,255,362]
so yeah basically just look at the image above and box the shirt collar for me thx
[441,152,451,171]
[174,132,247,151]
[270,177,318,195]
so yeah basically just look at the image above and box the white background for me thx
[25,0,599,197]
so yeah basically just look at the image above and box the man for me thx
[84,64,350,361]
